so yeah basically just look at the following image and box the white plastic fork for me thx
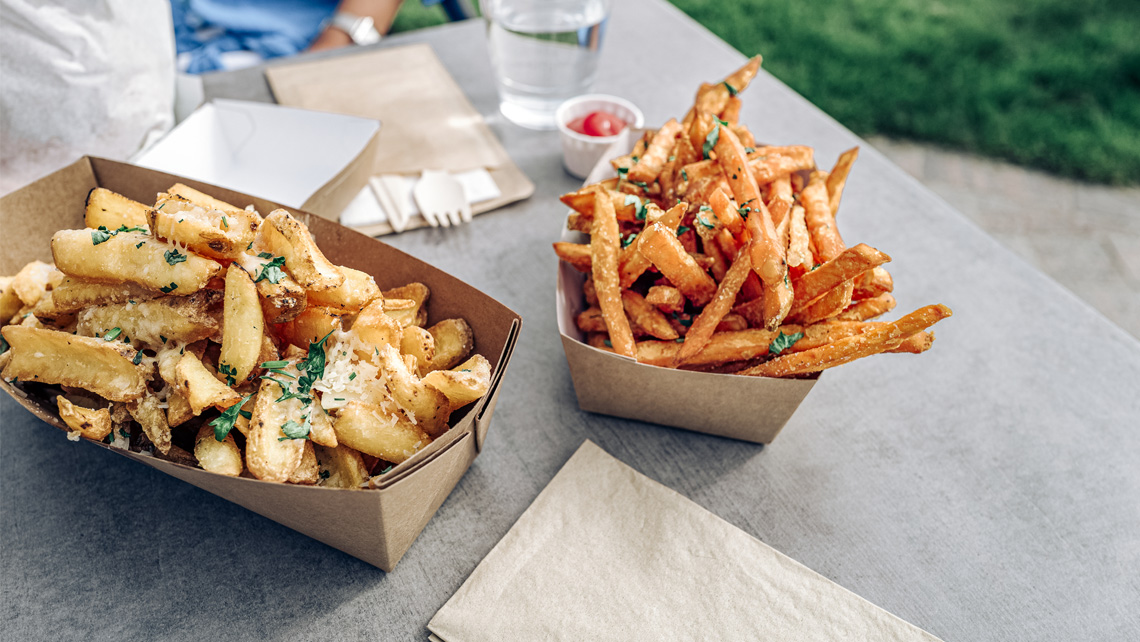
[413,170,472,228]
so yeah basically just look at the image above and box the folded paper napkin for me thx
[266,43,533,236]
[428,441,941,642]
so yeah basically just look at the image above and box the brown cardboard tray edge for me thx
[0,156,523,570]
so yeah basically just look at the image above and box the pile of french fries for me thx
[555,56,951,376]
[0,183,490,487]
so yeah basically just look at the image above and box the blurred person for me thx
[172,0,404,74]
[0,0,176,195]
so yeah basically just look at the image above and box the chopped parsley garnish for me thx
[681,169,688,181]
[91,227,114,245]
[221,216,229,229]
[603,339,612,348]
[319,469,330,480]
[623,194,648,221]
[135,241,146,249]
[632,180,649,189]
[768,331,804,357]
[379,465,393,475]
[259,330,333,427]
[0,337,7,354]
[738,206,752,219]
[348,372,357,381]
[157,203,165,210]
[132,351,143,365]
[254,255,287,284]
[744,146,756,154]
[617,166,629,177]
[675,337,685,343]
[702,125,720,160]
[724,81,738,97]
[260,360,289,369]
[695,213,716,230]
[209,394,253,441]
[621,233,638,248]
[257,252,273,259]
[218,362,238,386]
[102,327,122,341]
[159,282,178,293]
[163,249,187,265]
[279,417,310,441]
[160,335,167,344]
[676,226,691,236]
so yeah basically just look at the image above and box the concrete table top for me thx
[4,1,1138,640]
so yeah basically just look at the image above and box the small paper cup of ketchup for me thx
[556,95,645,179]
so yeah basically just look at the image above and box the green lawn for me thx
[391,0,1140,184]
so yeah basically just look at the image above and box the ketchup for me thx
[566,111,627,137]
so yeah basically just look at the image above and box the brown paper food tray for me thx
[555,133,817,444]
[0,157,522,571]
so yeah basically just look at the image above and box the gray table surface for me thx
[4,1,1139,640]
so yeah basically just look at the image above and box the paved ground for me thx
[869,136,1140,340]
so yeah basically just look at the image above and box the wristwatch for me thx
[329,11,382,45]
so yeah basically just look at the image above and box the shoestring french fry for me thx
[554,56,950,377]
[1,182,493,486]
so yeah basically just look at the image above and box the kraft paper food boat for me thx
[555,133,817,444]
[0,157,522,571]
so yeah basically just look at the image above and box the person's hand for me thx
[308,26,354,51]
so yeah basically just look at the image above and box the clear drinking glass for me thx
[483,0,612,130]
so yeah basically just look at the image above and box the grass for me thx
[391,0,1140,184]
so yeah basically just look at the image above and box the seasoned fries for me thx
[555,56,951,377]
[1,184,492,487]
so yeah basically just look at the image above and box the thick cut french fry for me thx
[827,147,859,216]
[278,305,342,350]
[288,441,320,485]
[246,380,306,482]
[766,175,794,228]
[708,188,746,236]
[55,396,113,441]
[553,242,593,273]
[576,307,607,334]
[307,404,338,448]
[836,293,897,322]
[1,326,146,401]
[786,204,811,269]
[354,298,403,354]
[375,344,451,438]
[52,229,222,294]
[422,354,492,407]
[638,223,717,306]
[696,55,762,116]
[645,285,685,313]
[400,325,435,376]
[149,195,257,260]
[233,253,307,324]
[176,351,242,414]
[789,244,891,316]
[0,278,22,323]
[636,328,781,367]
[49,277,159,314]
[622,290,678,340]
[853,266,894,300]
[307,266,380,313]
[749,147,815,184]
[194,425,243,476]
[802,171,845,262]
[382,282,429,327]
[314,443,369,489]
[127,393,172,454]
[12,260,54,306]
[76,290,221,347]
[742,304,952,377]
[716,126,785,291]
[332,401,431,464]
[619,202,685,288]
[628,119,683,184]
[167,390,195,426]
[255,210,344,291]
[29,292,76,328]
[427,319,473,372]
[219,264,264,384]
[793,281,854,325]
[590,191,636,358]
[85,188,150,230]
[167,183,244,213]
[675,247,751,365]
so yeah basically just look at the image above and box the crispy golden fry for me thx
[12,260,54,306]
[696,55,762,116]
[375,344,451,438]
[308,404,338,448]
[55,396,113,441]
[307,266,380,313]
[637,328,781,367]
[553,242,593,273]
[638,223,717,306]
[51,229,222,294]
[85,188,151,230]
[628,119,683,184]
[590,191,636,358]
[1,326,146,401]
[720,95,742,124]
[767,175,794,228]
[566,212,592,234]
[708,188,746,237]
[675,248,751,365]
[0,277,22,323]
[314,443,369,489]
[827,147,859,216]
[288,441,320,485]
[400,325,435,376]
[278,305,341,350]
[167,390,195,426]
[167,183,244,213]
[893,331,935,354]
[29,292,76,328]
[743,305,952,377]
[786,204,811,269]
[716,313,749,332]
[76,290,221,347]
[789,244,891,317]
[645,285,685,313]
[232,253,307,324]
[255,210,344,291]
[149,194,258,260]
[622,290,678,340]
[382,282,429,327]
[426,319,474,372]
[333,401,431,464]
[246,379,306,482]
[836,293,897,322]
[354,298,403,353]
[802,171,844,262]
[576,307,607,334]
[716,126,785,290]
[177,351,242,415]
[194,425,243,476]
[749,146,815,184]
[127,393,172,454]
[422,354,492,407]
[619,202,685,289]
[219,264,264,384]
[49,277,159,314]
[792,281,853,325]
[853,266,894,300]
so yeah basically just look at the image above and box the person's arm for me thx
[309,0,404,51]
